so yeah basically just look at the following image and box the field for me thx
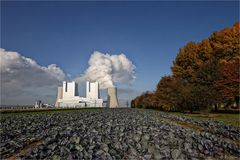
[0,108,239,159]
[170,112,240,127]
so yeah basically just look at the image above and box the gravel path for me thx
[1,108,239,159]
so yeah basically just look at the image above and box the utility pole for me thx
[126,101,129,107]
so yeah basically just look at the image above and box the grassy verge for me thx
[0,107,103,115]
[169,112,240,127]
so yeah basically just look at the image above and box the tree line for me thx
[131,22,240,112]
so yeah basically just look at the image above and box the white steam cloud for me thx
[75,51,136,89]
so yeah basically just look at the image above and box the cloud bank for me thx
[0,48,66,104]
[75,51,136,89]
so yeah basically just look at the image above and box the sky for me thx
[1,1,239,106]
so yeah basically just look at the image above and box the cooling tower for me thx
[107,87,119,108]
[55,86,63,107]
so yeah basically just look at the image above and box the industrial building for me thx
[55,81,120,108]
[55,81,103,108]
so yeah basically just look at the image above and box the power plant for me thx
[55,81,119,108]
[107,87,119,108]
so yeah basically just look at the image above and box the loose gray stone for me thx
[134,135,141,142]
[70,136,80,144]
[144,154,152,160]
[95,149,104,155]
[143,134,150,141]
[198,144,204,152]
[171,149,182,159]
[101,143,109,152]
[75,144,83,152]
[128,147,138,156]
[52,155,61,160]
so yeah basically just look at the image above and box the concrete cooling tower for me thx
[107,87,119,108]
[55,86,63,107]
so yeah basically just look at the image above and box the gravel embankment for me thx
[1,108,239,159]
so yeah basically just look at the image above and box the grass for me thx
[0,107,103,116]
[170,112,240,127]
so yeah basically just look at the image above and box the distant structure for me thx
[35,100,53,108]
[107,87,119,108]
[35,100,43,108]
[55,81,103,108]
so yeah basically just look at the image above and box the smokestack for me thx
[107,87,119,108]
[55,86,63,107]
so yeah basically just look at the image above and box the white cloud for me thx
[0,48,66,105]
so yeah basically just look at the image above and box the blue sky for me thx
[1,1,239,105]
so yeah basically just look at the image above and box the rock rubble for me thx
[1,109,239,159]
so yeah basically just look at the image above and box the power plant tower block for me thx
[55,81,103,108]
[107,87,119,108]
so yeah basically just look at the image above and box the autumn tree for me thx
[131,91,156,109]
[132,22,240,112]
[170,22,240,111]
[155,76,174,111]
[191,60,220,111]
[155,76,193,112]
[131,96,143,108]
[172,22,239,81]
[171,42,201,82]
[209,22,240,61]
[215,60,240,107]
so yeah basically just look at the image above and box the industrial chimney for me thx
[107,87,119,108]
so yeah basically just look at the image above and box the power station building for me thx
[55,81,120,108]
[55,81,103,108]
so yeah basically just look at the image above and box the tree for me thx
[131,96,143,108]
[140,91,155,109]
[132,22,240,112]
[131,91,159,109]
[209,22,240,61]
[172,22,240,82]
[155,76,174,111]
[191,60,221,111]
[131,100,135,108]
[171,42,201,82]
[155,76,192,112]
[170,22,240,111]
[215,60,240,107]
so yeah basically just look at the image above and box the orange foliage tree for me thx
[132,22,240,112]
[215,60,240,106]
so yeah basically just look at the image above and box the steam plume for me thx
[75,51,135,89]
